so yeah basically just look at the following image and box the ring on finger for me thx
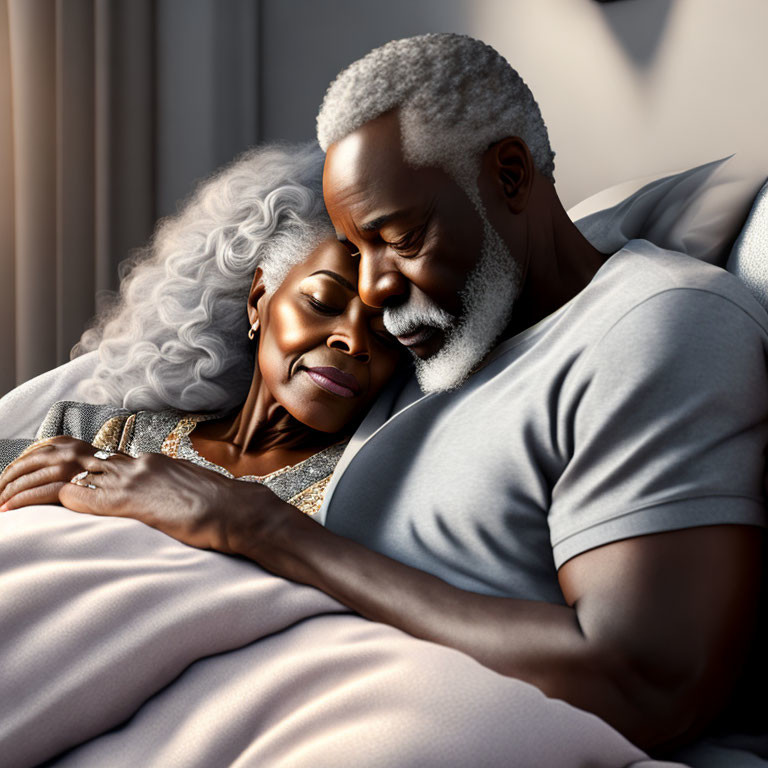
[93,450,114,461]
[70,470,97,490]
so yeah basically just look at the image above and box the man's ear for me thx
[247,267,266,331]
[488,137,534,214]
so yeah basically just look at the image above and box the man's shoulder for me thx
[484,239,767,391]
[561,240,768,389]
[574,239,768,338]
[601,240,766,317]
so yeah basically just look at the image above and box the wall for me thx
[3,0,766,394]
[258,0,768,209]
[156,0,259,218]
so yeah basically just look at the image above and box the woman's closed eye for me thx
[304,294,343,315]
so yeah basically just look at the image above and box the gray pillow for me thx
[726,180,768,312]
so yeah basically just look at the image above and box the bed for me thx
[1,156,766,768]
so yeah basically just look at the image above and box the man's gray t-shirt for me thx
[320,240,768,603]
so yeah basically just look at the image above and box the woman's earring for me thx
[248,319,259,341]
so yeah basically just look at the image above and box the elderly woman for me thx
[0,143,403,520]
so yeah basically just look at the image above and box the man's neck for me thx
[502,183,609,340]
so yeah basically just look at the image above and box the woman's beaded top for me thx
[1,401,346,517]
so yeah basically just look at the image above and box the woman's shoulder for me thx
[1,401,127,471]
[36,401,133,443]
[37,401,195,454]
[127,409,193,456]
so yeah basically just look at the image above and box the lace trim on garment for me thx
[160,414,346,516]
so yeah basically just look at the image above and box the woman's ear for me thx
[487,137,534,214]
[247,268,266,337]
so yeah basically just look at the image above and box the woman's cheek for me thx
[257,304,306,389]
[271,301,316,357]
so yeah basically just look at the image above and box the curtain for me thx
[0,0,259,399]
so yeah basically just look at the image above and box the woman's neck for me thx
[189,374,342,478]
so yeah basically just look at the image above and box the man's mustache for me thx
[382,291,455,337]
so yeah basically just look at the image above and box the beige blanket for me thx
[1,505,684,768]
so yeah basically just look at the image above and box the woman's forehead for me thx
[297,237,360,287]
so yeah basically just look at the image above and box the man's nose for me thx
[357,248,408,309]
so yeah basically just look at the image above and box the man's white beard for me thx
[384,215,522,393]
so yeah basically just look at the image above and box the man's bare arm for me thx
[245,508,761,750]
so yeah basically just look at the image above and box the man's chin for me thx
[412,336,485,394]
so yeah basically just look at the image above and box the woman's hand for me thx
[0,436,101,509]
[0,438,291,553]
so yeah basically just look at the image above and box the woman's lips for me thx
[304,366,361,398]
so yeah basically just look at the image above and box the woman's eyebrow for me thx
[308,270,356,292]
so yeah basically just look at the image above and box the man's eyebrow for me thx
[308,269,356,292]
[334,210,413,244]
[360,210,409,232]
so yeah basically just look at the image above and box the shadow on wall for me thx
[595,0,675,69]
[259,0,471,144]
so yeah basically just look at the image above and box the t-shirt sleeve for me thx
[549,287,768,568]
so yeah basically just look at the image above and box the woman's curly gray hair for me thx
[317,33,555,206]
[74,142,333,412]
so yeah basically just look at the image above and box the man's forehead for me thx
[323,117,412,194]
[323,116,442,228]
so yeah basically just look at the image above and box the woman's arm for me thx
[0,442,761,750]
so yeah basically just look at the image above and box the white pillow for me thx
[569,154,767,268]
[0,351,98,439]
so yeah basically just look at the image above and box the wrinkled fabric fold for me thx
[1,506,678,768]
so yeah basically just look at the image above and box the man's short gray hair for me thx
[317,33,555,202]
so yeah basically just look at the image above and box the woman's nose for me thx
[327,313,371,363]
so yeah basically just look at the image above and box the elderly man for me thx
[307,33,768,750]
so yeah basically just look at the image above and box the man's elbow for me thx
[603,645,737,751]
